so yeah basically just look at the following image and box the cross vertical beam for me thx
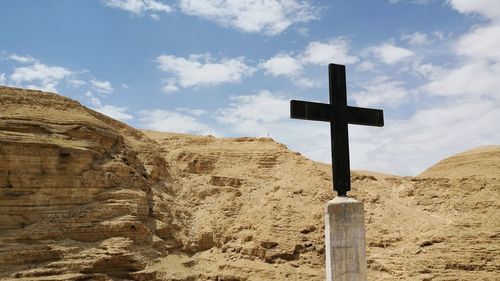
[329,64,350,196]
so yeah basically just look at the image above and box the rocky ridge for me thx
[0,87,498,280]
[0,87,172,280]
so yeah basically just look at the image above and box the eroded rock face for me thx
[1,87,499,281]
[140,133,500,280]
[0,87,172,279]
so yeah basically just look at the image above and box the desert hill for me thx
[0,87,498,280]
[419,145,500,179]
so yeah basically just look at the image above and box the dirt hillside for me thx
[419,145,500,179]
[0,87,498,280]
[0,86,171,280]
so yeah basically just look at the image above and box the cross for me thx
[290,63,384,197]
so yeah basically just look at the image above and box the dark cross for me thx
[290,63,384,197]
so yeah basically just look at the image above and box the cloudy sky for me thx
[1,0,499,176]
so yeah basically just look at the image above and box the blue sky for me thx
[1,0,499,175]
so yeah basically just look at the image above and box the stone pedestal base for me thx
[325,197,367,281]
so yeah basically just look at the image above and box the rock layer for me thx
[0,87,171,279]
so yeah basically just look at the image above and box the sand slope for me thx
[0,87,498,280]
[141,131,499,281]
[419,145,500,179]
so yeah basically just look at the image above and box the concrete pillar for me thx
[325,197,367,281]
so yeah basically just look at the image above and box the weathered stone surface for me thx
[0,87,171,279]
[325,197,367,281]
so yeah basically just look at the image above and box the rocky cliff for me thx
[0,87,171,280]
[0,87,498,280]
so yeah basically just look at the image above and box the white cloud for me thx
[356,60,375,72]
[138,109,216,135]
[423,12,500,100]
[425,60,500,99]
[369,41,414,64]
[410,61,446,79]
[217,90,288,123]
[295,77,321,88]
[448,0,500,21]
[259,37,358,87]
[103,0,317,35]
[402,31,430,45]
[150,13,160,20]
[103,0,172,16]
[156,54,255,90]
[215,90,289,136]
[84,91,133,121]
[11,63,72,84]
[94,104,134,121]
[161,78,179,93]
[433,31,446,40]
[388,0,434,5]
[455,23,500,61]
[144,0,171,12]
[178,0,318,36]
[10,63,73,92]
[352,77,409,108]
[0,73,6,84]
[68,79,86,87]
[91,79,114,93]
[301,38,359,65]
[85,91,102,107]
[8,54,38,64]
[296,26,309,36]
[3,54,118,96]
[176,107,208,116]
[259,54,302,77]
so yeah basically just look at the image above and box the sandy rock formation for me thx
[0,87,498,280]
[0,87,172,280]
[141,132,499,281]
[140,131,332,280]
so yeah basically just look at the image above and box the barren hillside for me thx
[0,87,498,280]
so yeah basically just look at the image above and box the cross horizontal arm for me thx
[290,100,384,127]
[347,106,384,127]
[290,100,331,122]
